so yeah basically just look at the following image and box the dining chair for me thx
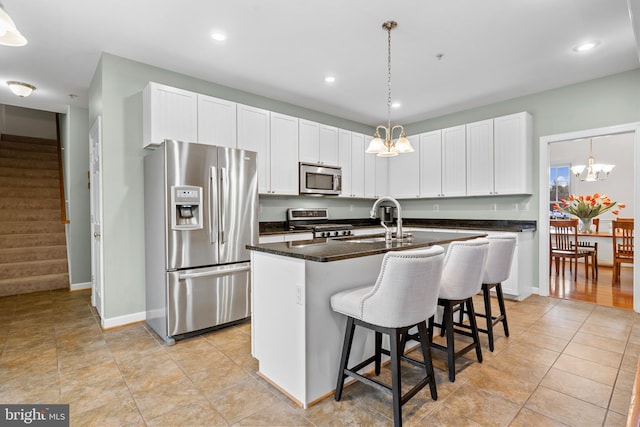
[612,219,634,284]
[572,217,599,276]
[550,219,592,280]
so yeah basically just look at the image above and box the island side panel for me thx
[251,251,307,404]
[304,254,386,405]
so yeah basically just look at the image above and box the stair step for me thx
[0,148,58,162]
[0,140,58,153]
[0,273,69,297]
[0,233,65,249]
[0,157,58,170]
[0,166,59,179]
[0,259,68,279]
[0,187,60,199]
[0,221,63,236]
[0,175,59,188]
[0,209,60,222]
[0,197,60,210]
[0,246,68,263]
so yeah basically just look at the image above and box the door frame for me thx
[538,122,640,311]
[89,116,105,321]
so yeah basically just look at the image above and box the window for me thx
[549,165,570,218]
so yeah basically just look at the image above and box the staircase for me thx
[0,134,69,297]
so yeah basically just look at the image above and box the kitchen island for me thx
[247,230,485,408]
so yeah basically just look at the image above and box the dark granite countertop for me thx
[248,230,487,262]
[259,218,536,235]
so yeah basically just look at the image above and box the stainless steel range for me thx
[287,208,353,238]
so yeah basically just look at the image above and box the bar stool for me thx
[428,238,489,382]
[331,246,445,427]
[459,234,516,352]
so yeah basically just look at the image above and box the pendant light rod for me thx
[366,20,414,157]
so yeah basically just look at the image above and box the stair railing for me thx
[55,114,69,224]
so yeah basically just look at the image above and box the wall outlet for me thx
[490,203,497,211]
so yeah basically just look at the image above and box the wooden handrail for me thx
[55,113,70,224]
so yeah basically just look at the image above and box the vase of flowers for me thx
[553,193,625,234]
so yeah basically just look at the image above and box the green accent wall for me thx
[87,51,640,322]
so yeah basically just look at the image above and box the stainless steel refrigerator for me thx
[144,140,258,345]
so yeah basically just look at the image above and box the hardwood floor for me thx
[549,262,633,310]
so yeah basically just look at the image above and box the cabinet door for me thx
[237,104,270,194]
[364,149,377,198]
[350,133,366,198]
[270,113,299,195]
[466,119,494,196]
[494,112,532,194]
[197,94,236,148]
[298,119,319,164]
[319,125,339,166]
[389,135,420,198]
[441,125,466,197]
[374,156,389,198]
[419,130,443,197]
[143,82,198,148]
[338,130,352,198]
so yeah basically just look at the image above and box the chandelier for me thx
[0,4,28,46]
[366,21,413,157]
[570,138,614,182]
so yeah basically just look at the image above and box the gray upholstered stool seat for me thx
[425,238,489,382]
[331,246,445,427]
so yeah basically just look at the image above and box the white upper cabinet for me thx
[350,133,366,198]
[338,130,352,198]
[299,119,339,165]
[197,94,237,148]
[493,112,532,195]
[365,151,389,199]
[389,135,420,198]
[143,82,198,148]
[237,104,270,194]
[419,130,443,197]
[269,113,299,195]
[466,119,495,196]
[441,125,467,197]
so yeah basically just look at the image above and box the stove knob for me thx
[322,232,328,238]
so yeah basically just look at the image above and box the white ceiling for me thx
[1,0,638,126]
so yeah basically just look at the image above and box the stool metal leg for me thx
[335,317,355,401]
[495,283,509,338]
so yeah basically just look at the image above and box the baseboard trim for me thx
[102,311,146,329]
[70,281,91,291]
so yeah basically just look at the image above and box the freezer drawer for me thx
[167,262,251,337]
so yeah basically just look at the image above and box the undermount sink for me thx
[339,236,388,243]
[332,233,413,244]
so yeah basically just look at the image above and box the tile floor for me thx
[0,289,638,426]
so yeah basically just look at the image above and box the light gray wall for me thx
[88,51,640,320]
[1,105,57,139]
[64,106,91,285]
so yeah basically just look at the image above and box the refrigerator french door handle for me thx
[209,166,218,244]
[178,264,251,280]
[220,167,227,244]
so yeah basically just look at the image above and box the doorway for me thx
[538,122,640,312]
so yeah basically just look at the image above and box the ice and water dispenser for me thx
[171,185,203,230]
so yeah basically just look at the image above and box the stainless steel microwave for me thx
[299,163,342,195]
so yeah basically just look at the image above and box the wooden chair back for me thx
[592,218,599,232]
[612,219,634,261]
[550,219,579,252]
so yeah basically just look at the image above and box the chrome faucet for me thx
[370,196,403,241]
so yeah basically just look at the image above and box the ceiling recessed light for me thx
[211,32,227,42]
[324,76,335,83]
[573,40,599,52]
